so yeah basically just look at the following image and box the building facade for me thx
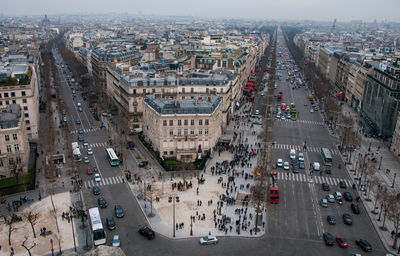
[142,95,222,162]
[0,104,29,178]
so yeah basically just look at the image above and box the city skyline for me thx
[2,0,400,22]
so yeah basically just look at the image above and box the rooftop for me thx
[0,104,21,129]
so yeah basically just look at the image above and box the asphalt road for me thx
[51,27,387,255]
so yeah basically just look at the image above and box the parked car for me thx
[351,203,360,214]
[112,234,120,247]
[98,197,107,208]
[298,152,304,162]
[356,239,372,252]
[106,217,116,230]
[200,235,218,245]
[114,205,124,218]
[343,213,352,225]
[323,233,334,246]
[292,165,299,173]
[138,226,155,240]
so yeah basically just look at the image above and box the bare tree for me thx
[380,188,393,230]
[7,218,16,246]
[21,235,37,256]
[9,163,23,185]
[24,209,40,238]
[388,193,400,249]
[373,181,385,212]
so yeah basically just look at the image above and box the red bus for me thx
[281,103,287,110]
[269,185,279,204]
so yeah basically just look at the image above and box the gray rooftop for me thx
[0,104,21,129]
[144,95,222,115]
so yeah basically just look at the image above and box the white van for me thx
[290,149,296,159]
[313,162,320,171]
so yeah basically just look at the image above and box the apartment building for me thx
[142,95,222,162]
[0,104,29,178]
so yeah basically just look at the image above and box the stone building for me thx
[142,95,222,162]
[0,104,29,178]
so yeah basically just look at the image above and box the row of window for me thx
[1,144,20,154]
[0,91,26,98]
[0,156,22,167]
[4,134,18,141]
[163,119,209,126]
[162,128,209,136]
[0,98,28,106]
[132,87,224,95]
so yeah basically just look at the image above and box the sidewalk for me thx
[339,102,400,255]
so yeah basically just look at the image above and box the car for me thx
[87,168,93,175]
[281,115,285,120]
[78,129,84,134]
[114,205,124,218]
[344,192,353,201]
[93,166,98,173]
[276,113,281,119]
[320,199,328,207]
[112,234,120,247]
[138,226,155,240]
[336,236,348,248]
[310,109,314,113]
[356,239,372,252]
[325,169,332,175]
[260,92,265,96]
[75,120,81,124]
[322,183,330,191]
[299,161,305,169]
[287,113,291,118]
[252,121,262,125]
[83,142,89,147]
[277,159,283,167]
[292,165,299,173]
[78,107,83,112]
[351,203,360,214]
[139,161,148,167]
[94,173,101,182]
[326,194,335,203]
[283,162,289,170]
[255,110,260,115]
[334,192,343,200]
[343,213,352,225]
[78,135,84,142]
[200,235,218,245]
[84,156,90,163]
[312,162,320,171]
[339,181,347,189]
[98,197,107,208]
[323,233,334,246]
[298,153,304,162]
[87,148,93,155]
[327,215,336,225]
[92,186,100,195]
[106,217,116,230]
[291,116,297,121]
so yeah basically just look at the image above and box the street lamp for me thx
[190,215,193,236]
[168,196,180,237]
[50,238,54,256]
[70,211,77,252]
[392,173,397,188]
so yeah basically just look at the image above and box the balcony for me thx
[176,147,197,153]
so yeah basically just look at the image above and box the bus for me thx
[105,148,119,166]
[89,207,106,245]
[269,176,279,204]
[321,148,333,166]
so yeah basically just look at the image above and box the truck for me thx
[290,103,296,116]
[72,142,81,161]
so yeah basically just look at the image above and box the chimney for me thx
[194,97,198,106]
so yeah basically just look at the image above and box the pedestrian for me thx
[392,230,395,238]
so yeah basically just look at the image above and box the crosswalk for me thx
[84,176,125,188]
[78,142,108,149]
[71,128,99,134]
[276,119,324,125]
[271,143,339,155]
[274,171,352,187]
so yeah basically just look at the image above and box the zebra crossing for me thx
[71,128,99,134]
[274,171,352,187]
[277,119,324,125]
[84,176,125,188]
[271,143,340,155]
[77,142,108,149]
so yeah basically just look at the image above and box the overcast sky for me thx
[2,0,399,22]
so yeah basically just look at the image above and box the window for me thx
[5,135,9,141]
[12,134,17,140]
[23,106,28,110]
[169,129,174,135]
[190,120,194,125]
[169,120,173,126]
[220,88,223,93]
[178,129,181,136]
[182,88,185,93]
[4,93,8,98]
[163,151,168,156]
[11,92,15,97]
[12,100,16,104]
[170,151,174,155]
[21,91,26,96]
[163,130,167,136]
[25,113,29,118]
[8,158,14,166]
[205,128,209,135]
[152,88,156,93]
[178,120,182,126]
[199,129,203,135]
[163,120,167,126]
[191,88,194,93]
[0,160,3,167]
[143,89,146,94]
[199,120,203,126]
[190,129,194,135]
[184,129,188,135]
[161,88,165,93]
[14,144,19,152]
[22,99,27,103]
[16,157,21,164]
[205,119,209,125]
[6,145,12,153]
[133,89,137,94]
[184,120,188,126]
[6,100,9,105]
[25,120,30,125]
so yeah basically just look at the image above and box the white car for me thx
[310,108,314,113]
[277,158,283,167]
[320,198,328,207]
[334,191,343,200]
[87,148,93,155]
[112,234,120,247]
[326,194,335,203]
[283,162,290,170]
[94,173,101,182]
[255,109,260,115]
[298,153,304,162]
[200,235,218,245]
[84,157,90,163]
[83,142,89,147]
